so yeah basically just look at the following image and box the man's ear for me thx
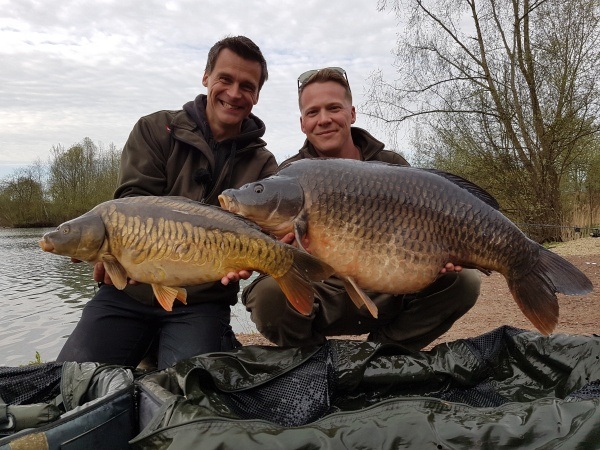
[202,71,209,87]
[253,90,260,105]
[299,116,306,134]
[351,106,356,124]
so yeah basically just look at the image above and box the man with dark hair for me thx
[57,36,277,369]
[242,67,480,350]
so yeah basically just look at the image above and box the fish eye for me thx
[254,184,264,194]
[62,225,70,234]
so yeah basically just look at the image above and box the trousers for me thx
[242,270,481,351]
[56,284,240,369]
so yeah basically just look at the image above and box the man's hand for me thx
[92,261,112,284]
[440,262,463,274]
[221,270,253,286]
[71,258,112,284]
[71,258,138,285]
[280,232,296,245]
[280,232,311,251]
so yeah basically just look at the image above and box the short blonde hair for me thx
[298,68,352,108]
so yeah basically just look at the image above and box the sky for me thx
[0,0,409,179]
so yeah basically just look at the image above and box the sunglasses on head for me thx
[297,67,350,92]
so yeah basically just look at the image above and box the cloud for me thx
[0,0,405,168]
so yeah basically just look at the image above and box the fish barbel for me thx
[39,196,334,312]
[219,158,593,334]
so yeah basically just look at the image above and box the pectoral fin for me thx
[101,254,128,290]
[342,277,379,319]
[293,217,309,253]
[151,284,188,312]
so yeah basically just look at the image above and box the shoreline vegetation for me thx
[1,139,598,244]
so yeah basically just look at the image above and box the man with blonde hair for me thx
[242,67,480,350]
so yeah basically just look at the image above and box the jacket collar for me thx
[181,94,266,148]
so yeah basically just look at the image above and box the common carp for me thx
[219,158,593,334]
[39,196,334,312]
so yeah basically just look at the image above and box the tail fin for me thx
[507,248,593,335]
[274,250,335,316]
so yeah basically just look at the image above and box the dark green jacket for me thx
[115,94,278,305]
[116,94,278,206]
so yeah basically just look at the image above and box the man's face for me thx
[202,48,262,140]
[299,81,356,156]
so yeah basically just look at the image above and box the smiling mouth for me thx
[220,100,242,110]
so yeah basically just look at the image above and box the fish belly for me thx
[118,252,228,286]
[110,219,292,287]
[307,221,447,294]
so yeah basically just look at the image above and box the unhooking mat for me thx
[132,326,600,449]
[0,362,136,450]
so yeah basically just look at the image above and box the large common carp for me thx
[39,196,334,312]
[219,158,593,334]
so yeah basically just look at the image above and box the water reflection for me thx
[0,228,257,366]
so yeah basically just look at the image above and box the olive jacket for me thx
[116,94,278,205]
[115,94,278,306]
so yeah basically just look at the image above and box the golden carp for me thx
[219,158,594,334]
[39,196,334,313]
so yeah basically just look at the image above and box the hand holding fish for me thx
[92,261,140,285]
[93,261,111,284]
[221,270,253,286]
[441,262,462,274]
[280,232,311,251]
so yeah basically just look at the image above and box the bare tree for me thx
[47,138,121,222]
[365,0,600,241]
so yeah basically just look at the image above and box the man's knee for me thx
[452,269,481,311]
[437,269,481,315]
[243,276,288,315]
[242,275,288,337]
[242,275,323,347]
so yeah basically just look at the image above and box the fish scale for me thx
[311,166,451,288]
[219,158,593,334]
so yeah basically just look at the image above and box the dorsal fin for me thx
[422,169,500,210]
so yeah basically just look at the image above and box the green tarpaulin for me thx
[131,326,600,449]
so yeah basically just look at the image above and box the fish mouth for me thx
[218,194,238,213]
[39,239,54,252]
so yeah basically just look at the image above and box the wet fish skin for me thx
[218,158,594,334]
[39,196,334,313]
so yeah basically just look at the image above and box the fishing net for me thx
[0,362,62,405]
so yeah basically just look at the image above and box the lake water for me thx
[0,227,258,366]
